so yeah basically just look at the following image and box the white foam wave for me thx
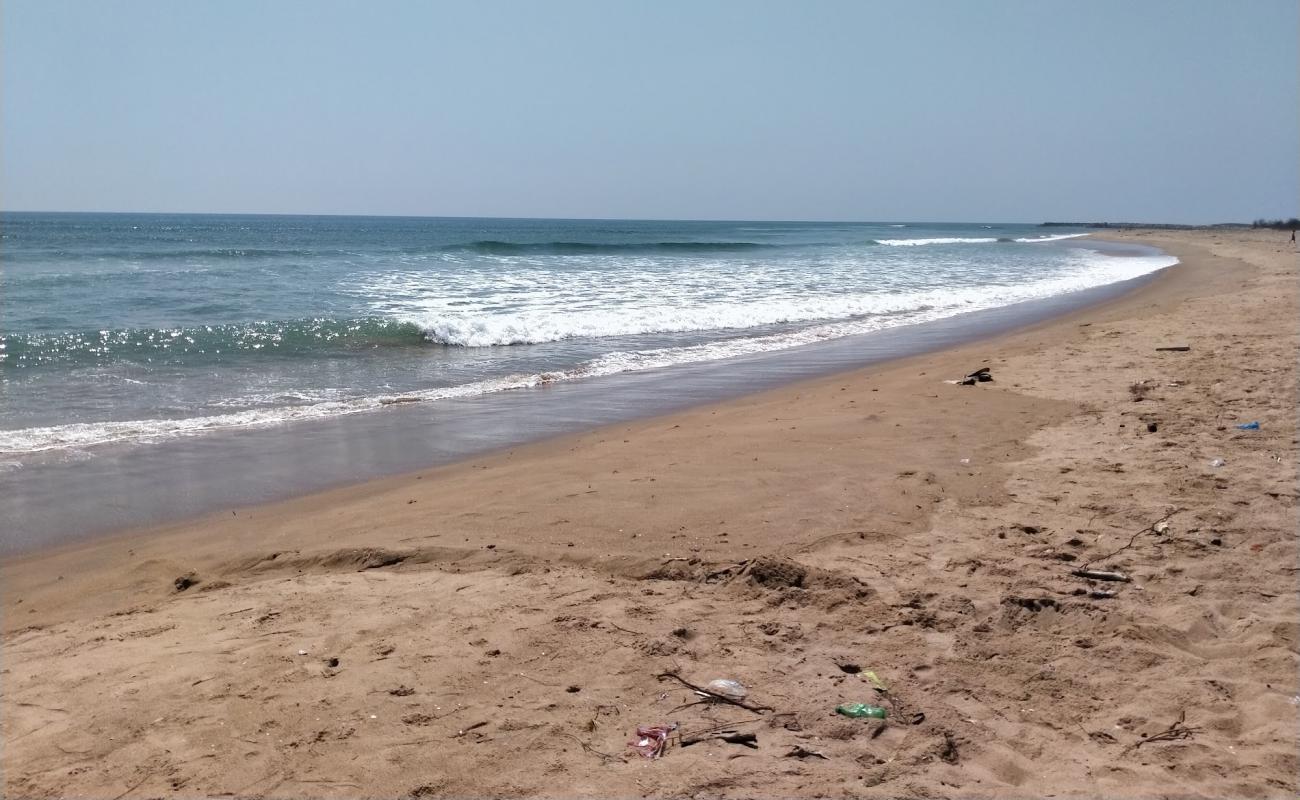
[874,232,1088,246]
[414,293,934,348]
[1014,233,1091,243]
[211,388,352,408]
[0,250,1176,456]
[0,376,548,454]
[874,237,999,246]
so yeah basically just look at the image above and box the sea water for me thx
[0,214,1177,549]
[2,214,1171,456]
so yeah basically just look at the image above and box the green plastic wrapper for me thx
[835,703,887,719]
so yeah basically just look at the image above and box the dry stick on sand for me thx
[1070,569,1132,583]
[109,771,153,800]
[605,621,645,636]
[677,716,787,745]
[559,733,625,764]
[656,671,775,713]
[1081,509,1186,570]
[1124,709,1201,753]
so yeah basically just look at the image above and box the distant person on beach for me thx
[1290,228,1295,243]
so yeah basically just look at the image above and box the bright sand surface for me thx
[2,229,1296,798]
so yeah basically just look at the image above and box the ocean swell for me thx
[0,249,1176,455]
[443,240,779,255]
[1,317,427,368]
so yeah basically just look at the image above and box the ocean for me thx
[0,213,1177,549]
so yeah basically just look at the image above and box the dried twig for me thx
[109,771,154,800]
[1071,569,1131,583]
[677,715,785,744]
[605,621,645,636]
[679,731,757,748]
[452,721,488,738]
[293,780,361,788]
[656,671,774,713]
[1125,709,1200,753]
[559,733,625,763]
[1083,509,1185,569]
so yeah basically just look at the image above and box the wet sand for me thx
[2,229,1296,798]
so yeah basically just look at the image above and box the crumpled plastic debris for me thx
[627,722,678,759]
[704,678,748,701]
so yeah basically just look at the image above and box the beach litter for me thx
[1236,421,1260,430]
[1155,345,1191,352]
[657,670,773,712]
[1210,458,1226,468]
[627,722,677,759]
[786,745,829,759]
[835,703,888,719]
[945,366,993,386]
[173,573,198,591]
[704,678,748,701]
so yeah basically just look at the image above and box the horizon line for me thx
[0,209,1269,227]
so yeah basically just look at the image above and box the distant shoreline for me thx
[1042,219,1297,230]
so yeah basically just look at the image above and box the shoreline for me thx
[3,229,1296,798]
[0,234,1200,582]
[1,237,1169,555]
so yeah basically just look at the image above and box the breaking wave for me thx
[0,249,1176,454]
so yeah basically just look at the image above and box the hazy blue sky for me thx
[3,0,1296,222]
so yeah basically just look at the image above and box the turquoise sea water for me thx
[1,213,1173,459]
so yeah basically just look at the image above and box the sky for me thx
[2,0,1296,223]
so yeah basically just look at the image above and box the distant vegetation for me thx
[1251,218,1300,230]
[1043,219,1298,230]
[1041,222,1247,230]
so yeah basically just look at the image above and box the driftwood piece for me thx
[1154,346,1191,352]
[1071,569,1131,582]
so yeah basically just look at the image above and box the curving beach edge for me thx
[2,229,1296,798]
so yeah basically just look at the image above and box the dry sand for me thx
[2,229,1296,799]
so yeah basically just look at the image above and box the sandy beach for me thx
[2,229,1295,798]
